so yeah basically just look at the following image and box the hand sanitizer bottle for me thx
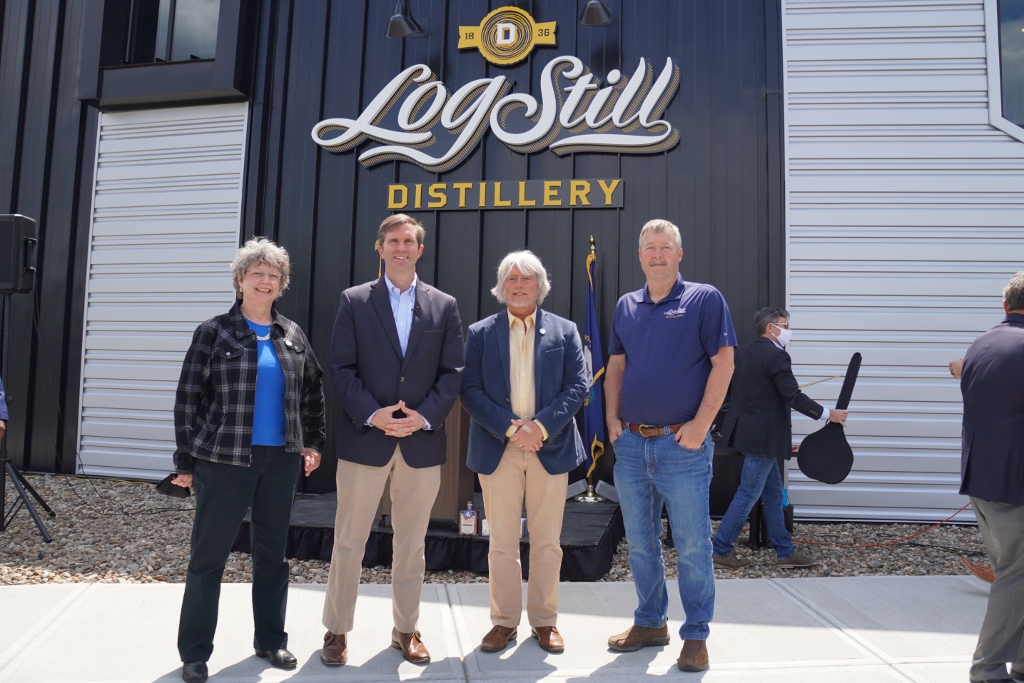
[459,501,479,536]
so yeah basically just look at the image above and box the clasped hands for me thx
[370,400,426,437]
[509,418,543,452]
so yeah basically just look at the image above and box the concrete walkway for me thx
[0,576,987,682]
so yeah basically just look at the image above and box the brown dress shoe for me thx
[480,625,518,652]
[607,624,670,652]
[391,628,430,664]
[677,639,709,672]
[320,631,347,666]
[712,551,750,569]
[531,626,564,653]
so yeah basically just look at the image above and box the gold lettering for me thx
[570,180,591,206]
[493,181,511,207]
[543,180,562,206]
[518,181,536,206]
[388,184,408,209]
[598,179,621,205]
[414,183,423,209]
[427,183,447,208]
[479,182,487,207]
[453,182,472,208]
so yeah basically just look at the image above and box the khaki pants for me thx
[479,445,568,628]
[322,446,440,634]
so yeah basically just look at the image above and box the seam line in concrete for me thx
[0,584,95,682]
[769,580,918,683]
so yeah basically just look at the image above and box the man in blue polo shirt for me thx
[604,219,736,672]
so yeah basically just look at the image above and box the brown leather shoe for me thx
[320,631,347,666]
[607,624,670,652]
[391,628,430,664]
[480,625,517,652]
[531,626,564,653]
[677,639,709,672]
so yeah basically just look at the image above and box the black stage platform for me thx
[233,493,624,582]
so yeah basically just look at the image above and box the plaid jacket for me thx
[173,301,326,472]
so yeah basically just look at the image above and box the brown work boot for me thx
[480,625,517,652]
[712,551,750,569]
[677,639,709,671]
[607,624,670,652]
[531,626,564,653]
[776,551,816,569]
[320,631,347,666]
[391,628,430,664]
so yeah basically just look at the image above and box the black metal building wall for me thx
[0,0,783,491]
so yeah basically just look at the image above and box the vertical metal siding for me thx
[781,0,1024,521]
[77,103,248,480]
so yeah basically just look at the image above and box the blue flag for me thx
[583,249,605,478]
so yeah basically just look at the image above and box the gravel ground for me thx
[1,474,987,586]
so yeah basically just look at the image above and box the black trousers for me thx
[177,446,301,663]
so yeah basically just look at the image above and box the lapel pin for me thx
[539,328,546,335]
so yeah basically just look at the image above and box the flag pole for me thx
[574,235,607,503]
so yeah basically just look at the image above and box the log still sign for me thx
[387,179,624,211]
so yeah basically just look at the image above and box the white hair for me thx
[490,250,551,305]
[638,219,682,250]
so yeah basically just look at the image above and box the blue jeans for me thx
[613,429,715,641]
[712,453,795,560]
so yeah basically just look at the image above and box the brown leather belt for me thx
[624,421,684,438]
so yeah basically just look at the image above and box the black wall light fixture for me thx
[579,0,613,26]
[386,0,427,38]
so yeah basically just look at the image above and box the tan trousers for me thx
[322,446,440,634]
[479,445,568,628]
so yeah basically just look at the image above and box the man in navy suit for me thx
[320,214,464,667]
[462,250,587,654]
[960,272,1024,683]
[713,307,847,570]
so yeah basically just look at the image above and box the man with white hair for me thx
[960,271,1024,683]
[461,250,588,654]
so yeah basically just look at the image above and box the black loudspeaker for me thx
[0,214,37,294]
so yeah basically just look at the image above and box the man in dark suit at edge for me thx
[960,272,1024,683]
[319,214,465,666]
[712,307,848,570]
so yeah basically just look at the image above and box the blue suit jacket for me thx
[329,277,464,468]
[462,308,588,476]
[960,312,1024,505]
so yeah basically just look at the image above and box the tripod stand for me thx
[1,291,55,542]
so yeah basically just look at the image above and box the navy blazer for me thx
[461,308,588,475]
[329,277,465,468]
[960,312,1024,505]
[721,337,824,460]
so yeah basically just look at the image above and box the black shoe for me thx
[255,648,298,670]
[181,661,208,683]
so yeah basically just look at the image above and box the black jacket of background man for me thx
[329,277,464,468]
[721,337,824,460]
[960,312,1024,505]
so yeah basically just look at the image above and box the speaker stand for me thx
[0,291,54,542]
[1,458,54,542]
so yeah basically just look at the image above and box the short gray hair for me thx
[1004,271,1024,311]
[754,306,789,336]
[231,237,291,299]
[638,219,682,250]
[490,250,551,305]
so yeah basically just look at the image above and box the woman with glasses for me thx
[171,237,326,683]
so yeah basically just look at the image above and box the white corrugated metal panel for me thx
[77,103,248,480]
[781,0,1024,521]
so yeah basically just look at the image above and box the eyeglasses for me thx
[246,270,281,283]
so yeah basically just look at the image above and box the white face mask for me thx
[773,325,792,347]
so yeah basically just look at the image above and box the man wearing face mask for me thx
[712,307,848,569]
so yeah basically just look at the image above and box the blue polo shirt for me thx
[609,274,736,425]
